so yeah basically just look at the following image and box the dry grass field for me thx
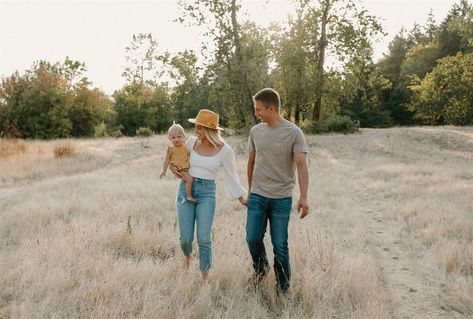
[1,127,472,319]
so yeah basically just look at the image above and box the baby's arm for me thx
[160,146,173,178]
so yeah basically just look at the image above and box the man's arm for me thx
[294,152,309,219]
[247,149,256,195]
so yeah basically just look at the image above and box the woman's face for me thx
[194,124,205,141]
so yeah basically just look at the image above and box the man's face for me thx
[254,101,272,123]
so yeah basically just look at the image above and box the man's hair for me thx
[253,88,281,110]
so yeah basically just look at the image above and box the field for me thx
[1,127,472,318]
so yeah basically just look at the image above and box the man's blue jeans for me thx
[176,178,216,271]
[246,192,292,292]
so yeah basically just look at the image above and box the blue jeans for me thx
[176,178,216,271]
[246,193,292,292]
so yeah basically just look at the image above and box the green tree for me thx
[296,0,384,121]
[408,52,473,125]
[0,60,74,138]
[70,86,115,137]
[271,12,313,124]
[113,82,171,135]
[169,50,210,127]
[448,0,473,49]
[437,0,472,57]
[177,0,262,127]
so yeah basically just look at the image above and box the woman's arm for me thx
[221,145,247,202]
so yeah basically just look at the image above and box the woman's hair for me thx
[201,126,224,148]
[168,122,185,136]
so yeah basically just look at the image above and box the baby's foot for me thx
[187,196,197,202]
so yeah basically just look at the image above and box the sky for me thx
[0,0,461,95]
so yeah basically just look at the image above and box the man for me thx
[246,87,309,294]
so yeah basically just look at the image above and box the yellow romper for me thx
[169,144,190,171]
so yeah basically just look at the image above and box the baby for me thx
[160,123,195,202]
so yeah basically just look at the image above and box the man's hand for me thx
[169,165,183,179]
[297,197,309,219]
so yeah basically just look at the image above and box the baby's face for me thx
[169,131,184,146]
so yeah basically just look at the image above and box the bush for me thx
[54,142,76,157]
[301,115,359,134]
[94,122,109,138]
[136,127,153,137]
[0,139,27,158]
[110,129,124,138]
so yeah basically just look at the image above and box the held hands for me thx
[238,196,247,207]
[297,197,309,219]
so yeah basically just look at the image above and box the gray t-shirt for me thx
[248,119,308,198]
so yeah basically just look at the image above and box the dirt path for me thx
[326,128,470,319]
[349,178,452,319]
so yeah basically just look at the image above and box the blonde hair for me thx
[202,126,224,148]
[168,122,185,136]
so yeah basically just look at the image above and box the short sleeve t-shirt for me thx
[248,119,308,198]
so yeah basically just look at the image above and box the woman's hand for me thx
[238,196,247,207]
[169,165,183,179]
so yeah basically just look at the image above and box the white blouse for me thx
[186,136,246,200]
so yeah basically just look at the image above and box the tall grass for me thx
[0,139,27,158]
[1,128,472,318]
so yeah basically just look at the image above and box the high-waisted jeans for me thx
[246,192,292,292]
[176,178,216,271]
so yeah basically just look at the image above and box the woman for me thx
[170,109,247,281]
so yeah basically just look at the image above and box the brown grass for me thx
[0,139,27,158]
[1,127,472,318]
[53,142,76,157]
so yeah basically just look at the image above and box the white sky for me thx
[0,0,460,95]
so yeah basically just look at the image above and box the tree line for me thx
[1,0,472,139]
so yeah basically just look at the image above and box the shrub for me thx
[110,129,124,138]
[0,139,27,158]
[301,115,359,134]
[94,122,109,138]
[54,142,76,157]
[136,127,153,137]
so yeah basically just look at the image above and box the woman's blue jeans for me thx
[246,193,292,292]
[176,178,216,272]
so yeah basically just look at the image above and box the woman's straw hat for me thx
[188,109,224,131]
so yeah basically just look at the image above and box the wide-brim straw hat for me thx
[188,109,224,131]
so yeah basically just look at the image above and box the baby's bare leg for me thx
[181,170,196,202]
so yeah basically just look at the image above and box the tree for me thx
[170,50,210,127]
[70,86,115,137]
[271,12,312,124]
[448,0,473,50]
[177,0,260,127]
[0,60,79,138]
[122,33,169,86]
[437,0,472,57]
[340,57,392,127]
[296,0,384,121]
[408,52,473,125]
[113,82,171,135]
